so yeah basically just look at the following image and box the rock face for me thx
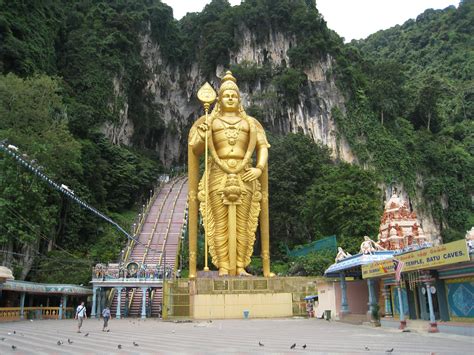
[102,24,353,166]
[228,26,354,163]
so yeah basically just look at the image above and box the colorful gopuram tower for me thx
[377,192,430,250]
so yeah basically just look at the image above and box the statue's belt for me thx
[211,158,250,169]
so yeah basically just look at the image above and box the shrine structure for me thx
[377,192,431,251]
[323,191,473,335]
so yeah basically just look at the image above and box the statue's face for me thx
[220,89,240,112]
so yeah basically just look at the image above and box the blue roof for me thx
[3,280,92,295]
[324,251,395,277]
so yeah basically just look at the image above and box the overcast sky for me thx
[161,0,460,42]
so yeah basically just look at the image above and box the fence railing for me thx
[0,307,75,322]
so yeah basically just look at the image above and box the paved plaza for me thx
[0,318,472,354]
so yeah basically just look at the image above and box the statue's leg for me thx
[236,192,255,275]
[209,191,230,275]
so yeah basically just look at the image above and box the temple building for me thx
[0,280,91,321]
[322,192,474,335]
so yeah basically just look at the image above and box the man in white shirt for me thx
[75,301,87,333]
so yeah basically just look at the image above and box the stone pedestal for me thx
[165,276,318,320]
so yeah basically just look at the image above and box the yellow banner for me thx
[362,239,470,279]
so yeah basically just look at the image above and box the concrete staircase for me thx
[110,177,188,317]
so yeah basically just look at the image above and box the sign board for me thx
[362,239,470,279]
[213,280,229,291]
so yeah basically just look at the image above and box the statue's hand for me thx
[242,167,262,182]
[197,122,209,140]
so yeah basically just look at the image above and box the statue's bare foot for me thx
[264,271,276,277]
[237,268,251,276]
[218,268,229,276]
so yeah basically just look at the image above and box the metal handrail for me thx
[174,203,189,274]
[123,181,165,263]
[141,178,181,264]
[106,180,164,307]
[149,178,187,314]
[128,178,182,309]
[157,178,187,267]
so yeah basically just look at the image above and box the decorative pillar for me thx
[100,289,106,313]
[97,288,102,316]
[367,279,378,320]
[116,287,123,319]
[91,286,98,318]
[397,284,406,329]
[425,281,439,333]
[141,287,148,319]
[340,272,349,316]
[62,295,68,319]
[59,299,63,320]
[382,286,392,317]
[20,292,26,320]
[124,290,129,317]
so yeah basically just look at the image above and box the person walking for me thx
[102,306,111,332]
[75,301,87,333]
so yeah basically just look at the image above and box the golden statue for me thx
[188,71,273,278]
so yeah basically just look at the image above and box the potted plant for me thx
[371,304,381,327]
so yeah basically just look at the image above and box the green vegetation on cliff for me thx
[340,0,473,241]
[0,0,472,280]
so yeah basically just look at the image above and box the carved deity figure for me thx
[335,247,351,262]
[466,227,474,251]
[188,71,273,277]
[360,236,376,254]
[360,236,386,254]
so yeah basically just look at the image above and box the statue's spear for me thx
[197,82,216,272]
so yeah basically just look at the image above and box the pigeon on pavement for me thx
[290,343,296,349]
[303,344,307,349]
[386,349,394,353]
[133,342,139,347]
[259,341,264,347]
[118,344,122,349]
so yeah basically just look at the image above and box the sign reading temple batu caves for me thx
[362,239,470,279]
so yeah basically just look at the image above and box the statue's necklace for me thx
[222,121,242,146]
[208,108,256,175]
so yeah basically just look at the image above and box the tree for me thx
[366,60,407,125]
[303,162,381,244]
[268,133,332,256]
[0,74,81,279]
[412,75,446,132]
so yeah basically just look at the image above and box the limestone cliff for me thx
[103,24,353,166]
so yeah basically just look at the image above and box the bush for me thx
[287,250,335,276]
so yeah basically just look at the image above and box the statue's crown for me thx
[219,70,240,96]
